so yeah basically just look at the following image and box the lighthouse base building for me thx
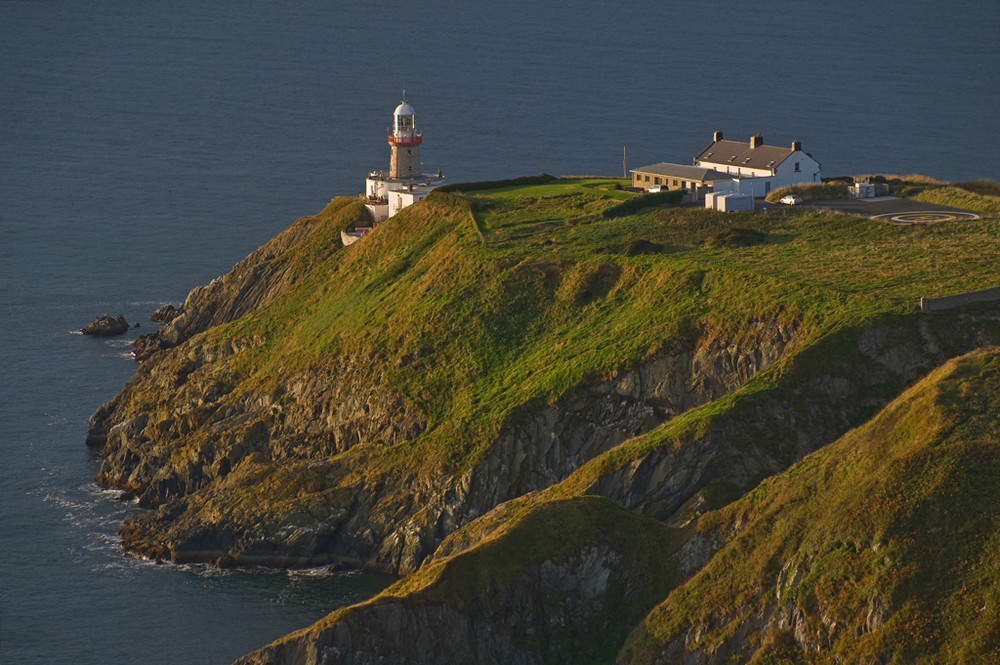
[363,173,442,223]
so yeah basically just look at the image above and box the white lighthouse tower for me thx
[357,96,444,229]
[388,100,421,180]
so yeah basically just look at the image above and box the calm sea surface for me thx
[2,2,997,663]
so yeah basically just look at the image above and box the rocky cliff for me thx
[617,347,1000,664]
[85,177,1000,663]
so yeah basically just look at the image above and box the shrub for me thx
[602,189,685,219]
[765,182,849,203]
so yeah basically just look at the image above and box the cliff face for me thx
[89,304,801,571]
[84,177,1000,664]
[616,347,1000,664]
[233,497,684,665]
[445,317,801,533]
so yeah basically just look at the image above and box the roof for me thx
[694,139,795,171]
[631,162,733,182]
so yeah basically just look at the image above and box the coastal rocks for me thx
[235,497,679,665]
[150,303,180,323]
[89,336,425,511]
[81,314,130,337]
[87,314,803,574]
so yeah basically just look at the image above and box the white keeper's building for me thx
[631,131,822,201]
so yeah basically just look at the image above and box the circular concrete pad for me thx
[873,210,980,225]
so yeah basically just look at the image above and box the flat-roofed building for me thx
[630,162,733,199]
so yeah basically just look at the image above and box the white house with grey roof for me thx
[694,131,821,195]
[631,130,822,200]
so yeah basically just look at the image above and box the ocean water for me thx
[2,2,997,663]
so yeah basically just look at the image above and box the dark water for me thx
[2,2,997,663]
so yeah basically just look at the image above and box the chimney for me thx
[791,140,802,152]
[713,130,724,142]
[750,133,763,149]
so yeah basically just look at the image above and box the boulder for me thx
[81,314,129,337]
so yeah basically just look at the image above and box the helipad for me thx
[802,197,981,224]
[873,210,980,225]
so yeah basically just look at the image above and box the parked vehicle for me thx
[648,185,664,193]
[780,194,803,205]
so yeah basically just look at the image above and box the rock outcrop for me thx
[81,313,129,337]
[150,303,180,323]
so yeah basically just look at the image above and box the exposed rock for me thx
[89,302,1000,578]
[234,497,679,665]
[150,303,180,323]
[81,314,129,337]
[440,319,802,555]
[89,315,803,574]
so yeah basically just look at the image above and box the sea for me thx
[1,1,997,663]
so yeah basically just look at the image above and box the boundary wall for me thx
[920,285,1000,312]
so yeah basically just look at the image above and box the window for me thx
[673,179,679,186]
[654,177,661,185]
[644,175,650,182]
[795,162,801,172]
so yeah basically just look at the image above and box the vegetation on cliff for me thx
[86,176,1000,663]
[620,348,1000,664]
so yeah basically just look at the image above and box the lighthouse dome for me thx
[394,102,415,117]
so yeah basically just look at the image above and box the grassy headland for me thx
[93,174,1000,663]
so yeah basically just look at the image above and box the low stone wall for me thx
[920,285,1000,312]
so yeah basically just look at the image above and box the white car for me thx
[780,194,803,205]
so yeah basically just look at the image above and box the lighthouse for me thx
[356,96,444,231]
[388,100,422,180]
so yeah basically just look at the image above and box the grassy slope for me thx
[208,177,999,478]
[620,347,1000,664]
